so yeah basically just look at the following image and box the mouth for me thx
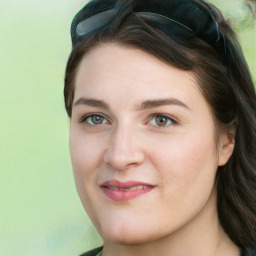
[100,180,155,201]
[106,185,149,191]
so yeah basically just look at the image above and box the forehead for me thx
[74,43,204,109]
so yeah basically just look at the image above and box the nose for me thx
[104,125,145,170]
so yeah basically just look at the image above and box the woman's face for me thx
[69,43,233,244]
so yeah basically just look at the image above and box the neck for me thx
[102,189,240,256]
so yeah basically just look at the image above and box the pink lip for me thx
[100,180,154,201]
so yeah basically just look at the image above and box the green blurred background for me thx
[0,0,255,255]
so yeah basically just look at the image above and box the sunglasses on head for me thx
[71,0,226,58]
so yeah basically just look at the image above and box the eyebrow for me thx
[73,97,191,111]
[137,98,191,111]
[73,98,110,109]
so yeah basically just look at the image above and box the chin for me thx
[98,220,165,245]
[102,231,158,245]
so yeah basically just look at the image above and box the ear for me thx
[218,129,235,166]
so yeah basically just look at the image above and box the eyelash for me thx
[147,113,178,127]
[79,113,179,128]
[80,113,109,126]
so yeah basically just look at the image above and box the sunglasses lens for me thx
[76,9,118,36]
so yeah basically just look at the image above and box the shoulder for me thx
[80,247,103,256]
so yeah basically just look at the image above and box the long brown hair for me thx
[64,0,256,250]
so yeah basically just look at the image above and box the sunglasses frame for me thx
[71,0,226,58]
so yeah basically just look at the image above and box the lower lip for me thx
[101,186,154,201]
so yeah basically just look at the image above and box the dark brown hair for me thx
[64,0,256,250]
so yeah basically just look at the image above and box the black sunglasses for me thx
[71,0,226,57]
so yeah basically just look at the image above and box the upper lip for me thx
[100,180,154,188]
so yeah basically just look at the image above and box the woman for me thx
[64,0,256,255]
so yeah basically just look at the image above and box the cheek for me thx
[69,129,105,193]
[69,127,106,166]
[69,129,108,223]
[148,125,218,198]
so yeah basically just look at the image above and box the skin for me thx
[69,43,238,256]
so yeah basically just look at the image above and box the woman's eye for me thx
[83,115,107,125]
[149,115,176,127]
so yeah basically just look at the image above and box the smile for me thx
[100,180,155,201]
[106,185,148,191]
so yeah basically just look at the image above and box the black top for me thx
[80,246,256,256]
[80,247,103,256]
